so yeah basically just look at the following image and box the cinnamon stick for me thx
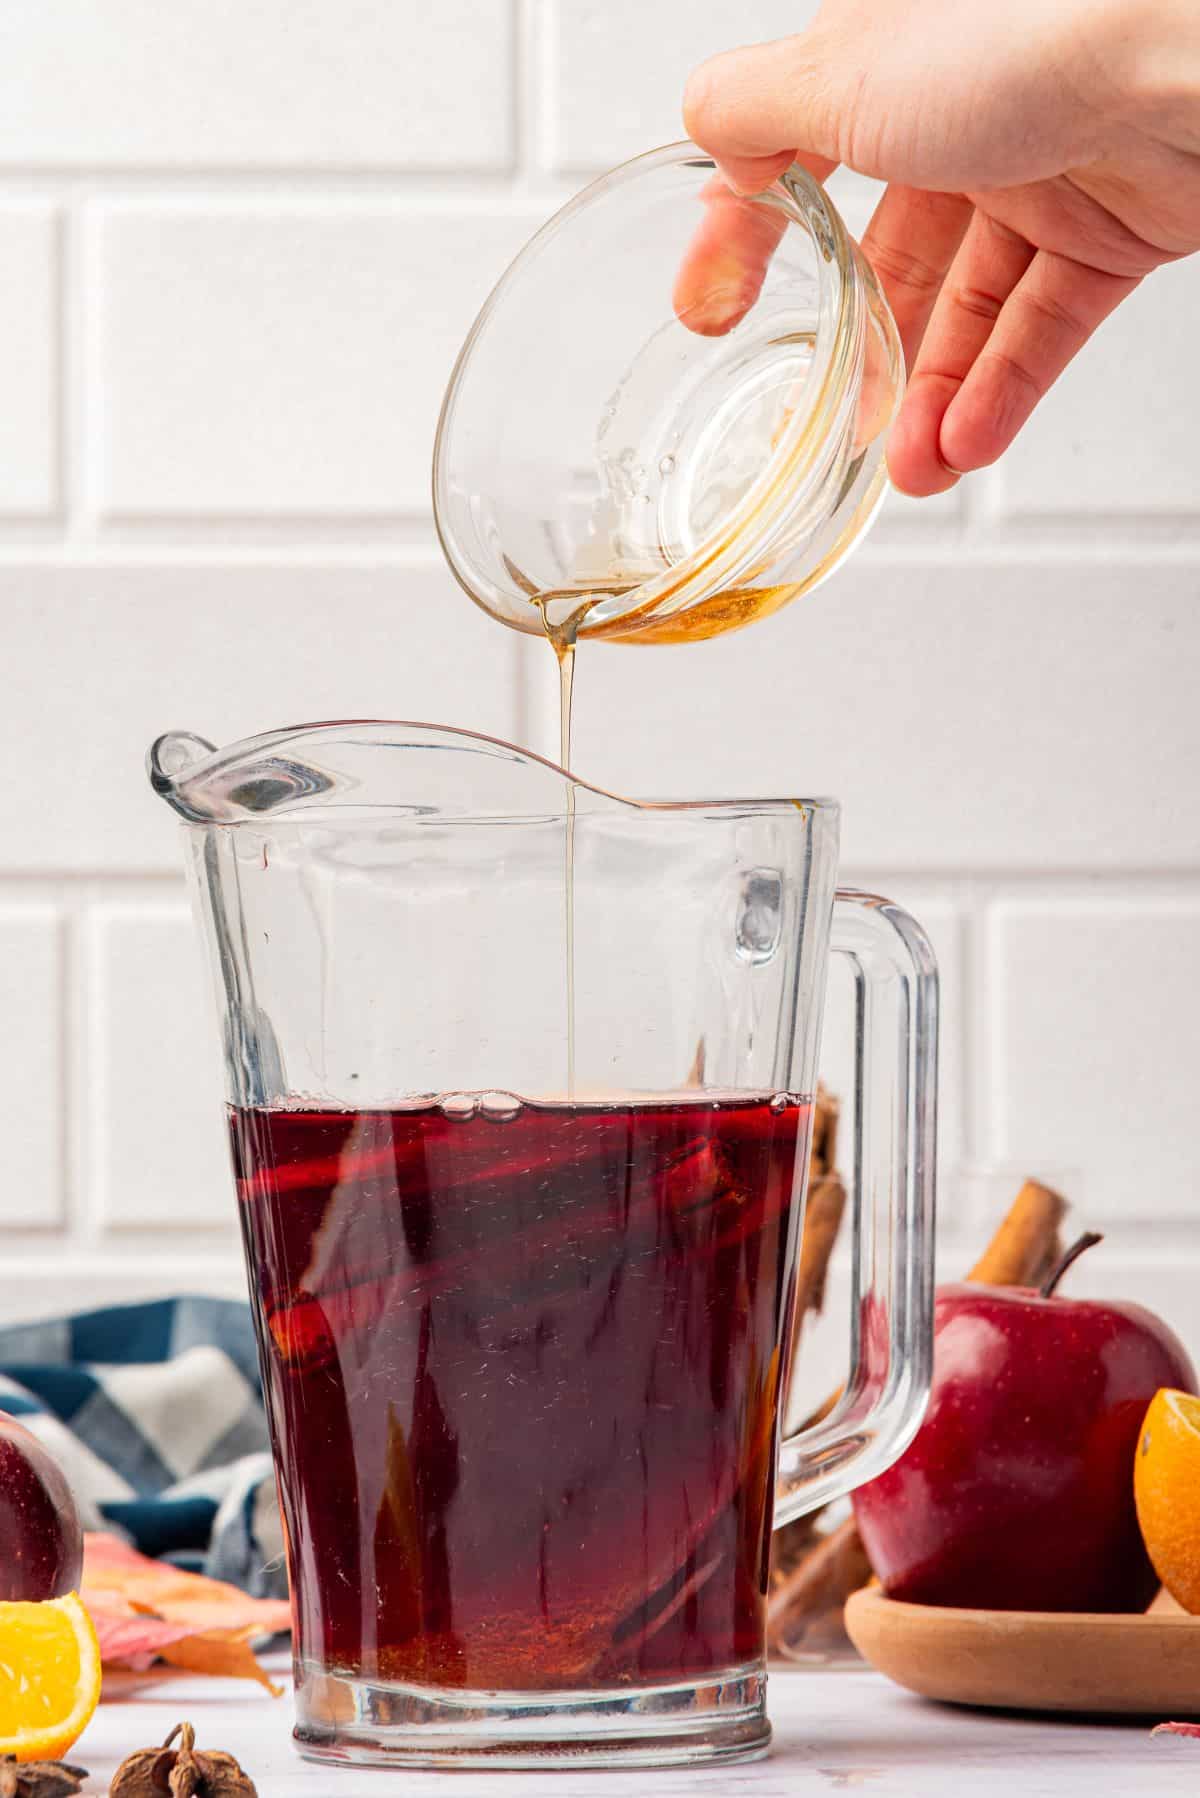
[967,1179,1068,1286]
[809,1086,839,1178]
[783,1089,847,1401]
[792,1172,847,1321]
[791,1088,844,1325]
[768,1173,1070,1652]
[767,1517,872,1655]
[796,1174,1069,1430]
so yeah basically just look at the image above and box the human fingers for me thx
[671,151,839,338]
[706,147,838,198]
[672,179,790,335]
[887,211,1035,495]
[938,249,1140,472]
[674,32,842,336]
[684,36,842,193]
[859,186,974,371]
[710,148,802,196]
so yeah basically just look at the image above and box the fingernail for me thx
[937,429,966,478]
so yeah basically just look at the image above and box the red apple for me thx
[852,1235,1197,1612]
[0,1411,83,1600]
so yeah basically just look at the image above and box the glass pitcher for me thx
[149,720,937,1771]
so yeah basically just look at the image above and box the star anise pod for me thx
[0,1756,88,1798]
[109,1723,257,1797]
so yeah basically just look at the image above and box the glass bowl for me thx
[434,142,903,647]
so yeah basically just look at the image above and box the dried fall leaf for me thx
[83,1535,290,1636]
[82,1534,288,1691]
[155,1628,284,1697]
[84,1600,197,1671]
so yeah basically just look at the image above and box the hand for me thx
[681,0,1200,494]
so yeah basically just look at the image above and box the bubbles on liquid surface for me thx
[437,1090,524,1122]
[658,455,676,476]
[438,1093,477,1120]
[479,1090,523,1122]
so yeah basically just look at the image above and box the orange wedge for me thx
[1134,1388,1200,1615]
[0,1592,101,1762]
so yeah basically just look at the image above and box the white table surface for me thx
[76,1658,1200,1797]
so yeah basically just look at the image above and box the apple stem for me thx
[1038,1230,1103,1299]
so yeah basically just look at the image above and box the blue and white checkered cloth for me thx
[0,1296,285,1597]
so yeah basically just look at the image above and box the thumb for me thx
[682,32,845,192]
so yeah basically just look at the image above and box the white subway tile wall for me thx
[543,0,817,172]
[0,908,65,1227]
[94,206,539,519]
[2,6,1198,1360]
[997,256,1200,527]
[989,898,1200,1222]
[0,3,514,170]
[85,902,232,1233]
[0,206,60,515]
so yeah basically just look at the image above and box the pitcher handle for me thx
[775,890,938,1526]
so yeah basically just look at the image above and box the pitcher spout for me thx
[147,720,629,825]
[148,727,339,823]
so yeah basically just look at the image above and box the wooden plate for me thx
[845,1587,1200,1717]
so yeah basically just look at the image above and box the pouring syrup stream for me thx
[554,635,577,1097]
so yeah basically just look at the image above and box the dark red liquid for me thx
[230,1094,809,1691]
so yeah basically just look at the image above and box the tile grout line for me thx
[960,876,994,1234]
[56,191,81,540]
[62,881,89,1250]
[48,204,69,529]
[3,867,1200,891]
[511,0,536,180]
[63,184,93,544]
[522,0,553,179]
[52,899,70,1237]
[2,530,1199,561]
[949,885,978,1200]
[0,167,549,193]
[977,884,1006,1176]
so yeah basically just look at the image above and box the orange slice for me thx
[0,1592,101,1762]
[1134,1388,1200,1615]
